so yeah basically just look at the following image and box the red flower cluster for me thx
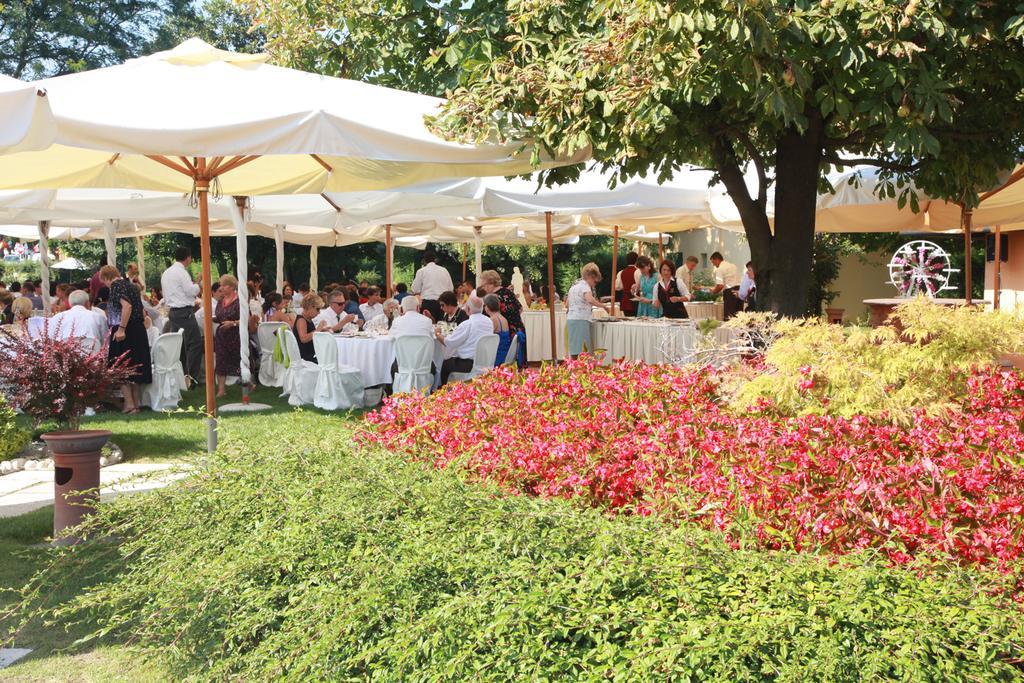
[363,357,1024,571]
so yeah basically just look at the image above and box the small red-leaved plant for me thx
[363,356,1024,574]
[0,326,137,430]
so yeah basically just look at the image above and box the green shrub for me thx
[10,423,1022,681]
[730,298,1024,420]
[0,396,31,461]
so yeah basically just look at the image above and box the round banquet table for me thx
[590,320,737,365]
[522,309,567,362]
[334,334,445,388]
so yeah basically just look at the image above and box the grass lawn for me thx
[1,389,366,681]
[75,383,359,463]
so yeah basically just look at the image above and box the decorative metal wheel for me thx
[887,240,958,297]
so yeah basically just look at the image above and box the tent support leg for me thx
[545,211,557,362]
[962,206,973,305]
[385,224,393,298]
[610,226,618,316]
[994,224,1002,310]
[197,158,217,454]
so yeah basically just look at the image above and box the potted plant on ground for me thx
[0,327,135,543]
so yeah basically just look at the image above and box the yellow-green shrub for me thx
[730,298,1024,420]
[0,396,31,461]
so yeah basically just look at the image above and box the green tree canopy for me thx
[248,0,1024,315]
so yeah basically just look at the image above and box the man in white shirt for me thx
[675,256,699,293]
[709,251,742,320]
[359,286,384,321]
[314,291,359,333]
[50,290,107,345]
[738,261,756,309]
[388,296,437,386]
[161,247,202,382]
[437,295,492,385]
[366,298,399,333]
[411,251,453,322]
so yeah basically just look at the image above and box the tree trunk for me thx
[756,119,824,317]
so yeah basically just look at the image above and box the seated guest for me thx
[366,298,399,333]
[262,292,295,325]
[50,290,107,343]
[457,280,474,305]
[359,286,384,321]
[388,296,436,383]
[483,294,511,366]
[0,291,13,326]
[314,291,359,333]
[739,261,756,310]
[293,282,310,310]
[393,282,409,302]
[343,286,365,326]
[52,283,72,314]
[653,259,690,320]
[438,290,468,325]
[5,297,33,335]
[437,295,493,385]
[95,286,110,312]
[293,293,324,363]
[21,281,42,310]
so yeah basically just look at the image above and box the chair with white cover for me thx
[280,328,319,407]
[141,331,187,411]
[257,322,286,387]
[310,333,364,411]
[393,335,435,395]
[449,334,500,384]
[502,335,519,367]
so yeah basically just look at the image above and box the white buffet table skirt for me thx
[522,309,567,362]
[334,334,445,388]
[684,301,725,321]
[590,320,737,365]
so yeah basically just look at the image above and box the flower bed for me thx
[364,358,1024,572]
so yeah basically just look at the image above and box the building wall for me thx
[984,230,1024,311]
[829,250,894,323]
[668,228,750,270]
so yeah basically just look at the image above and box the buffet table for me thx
[522,309,567,362]
[590,320,737,365]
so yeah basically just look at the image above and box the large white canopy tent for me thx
[0,38,583,448]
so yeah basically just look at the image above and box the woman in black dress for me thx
[213,275,242,399]
[478,270,526,365]
[100,265,152,413]
[293,293,323,363]
[654,259,690,320]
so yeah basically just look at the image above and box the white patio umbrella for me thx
[50,257,89,270]
[0,75,56,153]
[0,38,583,449]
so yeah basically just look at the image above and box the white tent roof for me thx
[0,39,582,195]
[0,75,55,153]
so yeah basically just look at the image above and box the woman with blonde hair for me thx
[293,292,324,363]
[100,264,152,413]
[478,269,526,365]
[212,274,245,398]
[5,296,33,335]
[566,262,609,359]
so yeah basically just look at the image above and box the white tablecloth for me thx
[590,321,736,365]
[334,335,445,388]
[684,301,724,321]
[522,309,567,362]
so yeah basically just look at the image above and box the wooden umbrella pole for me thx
[461,243,467,282]
[610,225,619,316]
[658,233,665,262]
[545,211,557,362]
[994,224,1002,310]
[196,158,217,453]
[385,223,393,298]
[963,206,973,306]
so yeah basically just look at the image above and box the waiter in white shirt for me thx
[160,247,202,383]
[709,251,743,320]
[50,290,107,345]
[436,295,492,385]
[411,251,453,323]
[675,256,699,294]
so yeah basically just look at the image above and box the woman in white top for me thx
[566,262,610,359]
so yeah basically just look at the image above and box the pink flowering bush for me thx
[364,357,1024,572]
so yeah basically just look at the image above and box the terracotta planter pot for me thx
[824,307,845,325]
[41,429,111,545]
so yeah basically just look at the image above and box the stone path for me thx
[0,463,190,518]
[0,648,32,669]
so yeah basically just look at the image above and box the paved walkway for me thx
[0,463,190,518]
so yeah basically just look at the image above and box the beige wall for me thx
[830,250,894,323]
[984,231,1024,311]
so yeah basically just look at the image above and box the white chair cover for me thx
[141,331,186,411]
[280,327,319,406]
[393,335,435,395]
[257,322,286,387]
[502,335,519,366]
[311,332,364,411]
[26,316,45,339]
[449,334,500,383]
